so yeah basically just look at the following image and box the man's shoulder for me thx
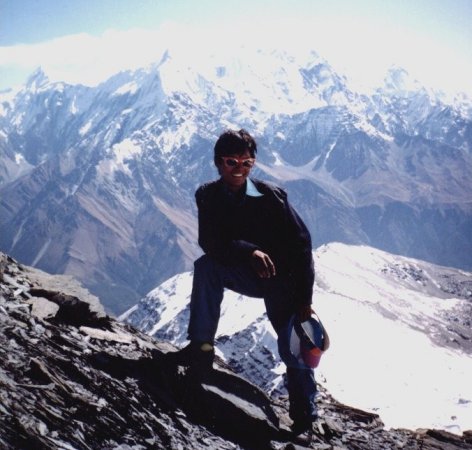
[251,178,287,200]
[196,180,219,193]
[195,180,221,203]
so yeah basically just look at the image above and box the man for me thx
[169,129,317,435]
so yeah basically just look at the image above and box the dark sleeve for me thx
[279,190,315,306]
[196,186,259,264]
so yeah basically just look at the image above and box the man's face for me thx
[216,149,255,192]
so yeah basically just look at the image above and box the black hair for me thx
[214,129,257,165]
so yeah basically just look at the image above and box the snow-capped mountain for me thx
[0,46,471,314]
[121,242,472,434]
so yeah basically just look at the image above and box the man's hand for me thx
[297,304,314,322]
[251,250,276,278]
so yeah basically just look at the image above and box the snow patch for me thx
[275,131,285,140]
[70,98,78,114]
[97,138,142,177]
[112,138,141,170]
[154,122,197,155]
[112,81,139,96]
[79,121,92,136]
[123,243,472,434]
[32,239,52,266]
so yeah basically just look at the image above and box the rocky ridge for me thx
[1,251,472,450]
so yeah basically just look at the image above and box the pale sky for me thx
[1,0,471,95]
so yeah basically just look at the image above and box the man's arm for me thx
[281,193,315,307]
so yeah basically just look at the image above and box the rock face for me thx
[1,251,472,450]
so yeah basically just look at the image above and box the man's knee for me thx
[193,255,225,285]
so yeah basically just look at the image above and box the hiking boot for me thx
[291,427,313,446]
[291,418,313,435]
[165,341,215,369]
[290,416,317,445]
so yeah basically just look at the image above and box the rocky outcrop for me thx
[1,252,471,449]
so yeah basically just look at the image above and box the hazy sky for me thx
[1,0,471,94]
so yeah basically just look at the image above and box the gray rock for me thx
[1,252,471,450]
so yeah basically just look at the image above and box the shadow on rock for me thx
[89,348,284,450]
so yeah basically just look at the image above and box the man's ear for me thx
[215,159,223,175]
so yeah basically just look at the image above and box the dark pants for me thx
[188,254,317,423]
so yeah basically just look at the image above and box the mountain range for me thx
[0,47,471,314]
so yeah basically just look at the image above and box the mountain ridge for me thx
[1,48,471,314]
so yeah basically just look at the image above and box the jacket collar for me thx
[246,178,264,197]
[217,177,264,199]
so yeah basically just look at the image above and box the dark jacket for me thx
[195,178,315,306]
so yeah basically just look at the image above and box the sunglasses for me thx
[220,156,255,168]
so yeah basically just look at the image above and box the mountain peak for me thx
[25,67,50,92]
[383,65,420,92]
